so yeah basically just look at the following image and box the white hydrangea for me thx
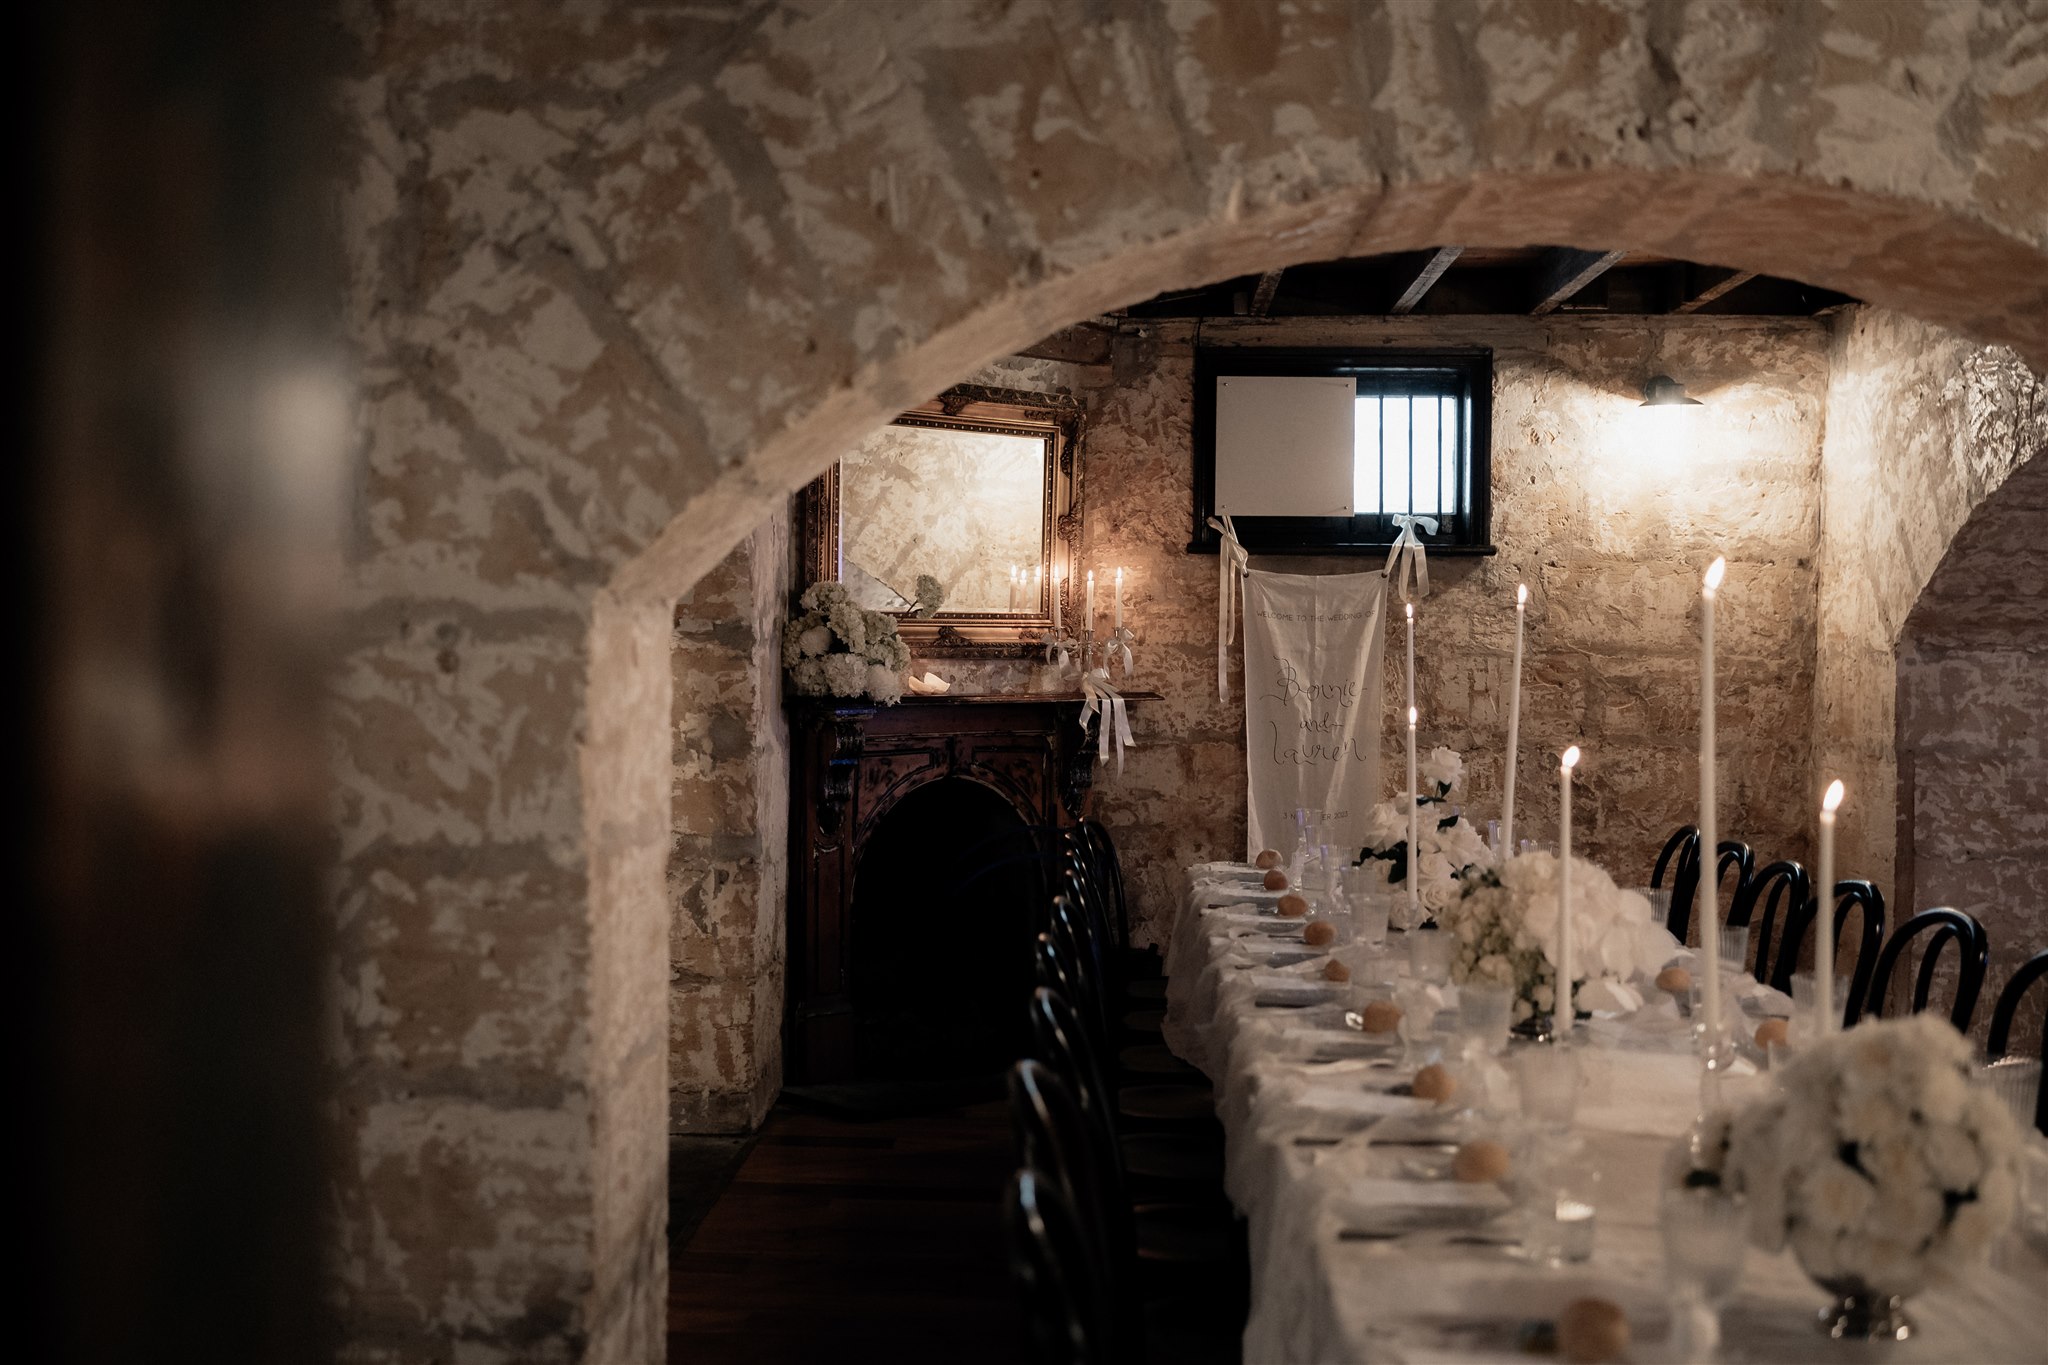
[1677,1014,2023,1299]
[1435,849,1673,1027]
[781,581,913,704]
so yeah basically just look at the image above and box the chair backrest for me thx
[1046,897,1115,1046]
[1987,950,2048,1137]
[1773,879,1885,1027]
[1650,826,1698,891]
[1658,833,1755,946]
[1863,907,1990,1031]
[1988,950,2048,1060]
[1729,860,1809,981]
[1028,986,1118,1152]
[1007,1061,1135,1335]
[1078,820,1131,952]
[1003,1169,1114,1365]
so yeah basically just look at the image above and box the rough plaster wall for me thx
[328,1,2048,1356]
[1815,309,2048,895]
[670,516,791,1134]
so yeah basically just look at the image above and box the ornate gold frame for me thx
[795,384,1084,658]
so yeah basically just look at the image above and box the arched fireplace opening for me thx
[848,777,1039,1081]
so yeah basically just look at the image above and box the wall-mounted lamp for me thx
[1640,374,1703,408]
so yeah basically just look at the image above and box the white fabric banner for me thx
[1241,568,1388,861]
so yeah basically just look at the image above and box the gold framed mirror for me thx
[796,384,1083,657]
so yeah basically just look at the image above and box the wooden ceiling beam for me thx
[1248,268,1286,316]
[1672,266,1759,314]
[1014,321,1115,365]
[1529,247,1626,315]
[1388,246,1464,314]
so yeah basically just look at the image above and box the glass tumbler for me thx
[1342,866,1390,948]
[1515,1045,1581,1134]
[1660,1183,1748,1362]
[1409,927,1453,985]
[1517,1138,1599,1267]
[1981,1057,2042,1133]
[1458,981,1514,1055]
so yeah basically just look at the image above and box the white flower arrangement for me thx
[782,581,912,704]
[1437,850,1673,1025]
[1357,747,1490,918]
[1679,1014,2022,1300]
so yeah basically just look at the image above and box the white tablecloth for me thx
[1164,863,2048,1364]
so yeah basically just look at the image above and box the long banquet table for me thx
[1162,862,2048,1364]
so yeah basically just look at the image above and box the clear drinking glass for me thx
[1643,886,1673,928]
[1981,1058,2042,1133]
[1661,1183,1748,1363]
[1458,982,1514,1055]
[1394,979,1439,1064]
[1517,1138,1599,1266]
[1486,819,1503,854]
[1716,923,1752,985]
[1516,1045,1580,1134]
[1409,927,1453,985]
[1340,866,1390,948]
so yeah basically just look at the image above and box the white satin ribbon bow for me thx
[1207,513,1249,702]
[1383,513,1439,603]
[1106,624,1135,677]
[1079,667,1135,775]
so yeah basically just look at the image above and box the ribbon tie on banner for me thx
[1383,513,1439,603]
[1207,513,1250,702]
[1079,667,1135,776]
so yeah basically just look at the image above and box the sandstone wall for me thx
[906,318,1828,949]
[669,515,791,1133]
[328,2,2048,1356]
[1815,310,2047,893]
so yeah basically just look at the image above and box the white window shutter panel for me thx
[1213,375,1356,516]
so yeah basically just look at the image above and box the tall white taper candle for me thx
[1406,706,1420,924]
[1817,780,1844,1035]
[1114,567,1124,630]
[1085,569,1095,639]
[1503,583,1527,850]
[1051,567,1062,635]
[1558,745,1581,1039]
[1700,557,1727,1045]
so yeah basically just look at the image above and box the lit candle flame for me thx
[1407,706,1417,727]
[1516,582,1528,607]
[1115,566,1124,586]
[1561,745,1581,771]
[1703,556,1727,596]
[1823,779,1845,814]
[1405,601,1414,621]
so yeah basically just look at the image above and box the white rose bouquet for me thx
[1679,1014,2021,1302]
[1356,747,1489,920]
[1437,850,1673,1025]
[783,581,912,704]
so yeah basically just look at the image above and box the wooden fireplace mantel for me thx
[784,689,1157,1082]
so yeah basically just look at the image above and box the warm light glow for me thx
[1823,779,1845,814]
[1516,582,1528,607]
[1703,556,1727,596]
[1115,566,1124,586]
[1407,706,1417,728]
[1405,601,1414,621]
[1561,745,1581,771]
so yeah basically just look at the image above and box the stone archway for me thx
[330,3,2048,1358]
[1893,369,2048,1040]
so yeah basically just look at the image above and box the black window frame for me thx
[1188,347,1495,556]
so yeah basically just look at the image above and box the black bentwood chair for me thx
[1987,950,2048,1136]
[1005,1168,1114,1365]
[1727,860,1810,982]
[1773,879,1885,1026]
[1862,907,1991,1031]
[1652,826,1757,945]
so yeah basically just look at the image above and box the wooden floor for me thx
[668,1097,1027,1364]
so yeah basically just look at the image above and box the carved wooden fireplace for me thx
[785,691,1152,1082]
